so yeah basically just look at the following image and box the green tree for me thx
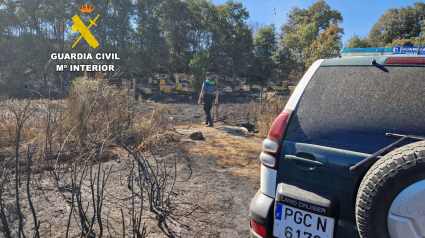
[281,0,342,40]
[386,38,415,47]
[0,0,137,87]
[288,22,318,69]
[208,0,253,79]
[131,0,169,76]
[272,45,296,80]
[279,0,343,72]
[0,0,258,92]
[369,2,425,47]
[160,0,192,75]
[250,24,277,84]
[308,22,343,66]
[346,33,371,48]
[189,46,209,91]
[0,0,60,87]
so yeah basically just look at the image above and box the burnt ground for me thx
[0,101,264,238]
[149,150,260,237]
[149,101,264,237]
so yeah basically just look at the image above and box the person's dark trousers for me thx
[202,94,215,124]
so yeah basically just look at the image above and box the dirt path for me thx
[147,102,265,237]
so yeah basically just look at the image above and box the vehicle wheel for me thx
[355,140,425,238]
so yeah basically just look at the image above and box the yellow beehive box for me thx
[183,87,195,92]
[273,86,285,91]
[161,84,172,91]
[164,87,172,93]
[282,80,288,88]
[223,86,232,93]
[242,85,250,91]
[148,77,153,84]
[176,83,183,90]
[160,79,165,85]
[141,88,152,94]
[267,82,276,89]
[267,81,277,88]
[153,80,158,84]
[252,85,261,89]
[234,86,241,91]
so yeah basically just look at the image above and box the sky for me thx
[211,0,420,45]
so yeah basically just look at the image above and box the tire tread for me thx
[355,141,425,238]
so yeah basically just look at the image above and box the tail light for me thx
[386,57,425,65]
[260,109,293,169]
[251,218,267,237]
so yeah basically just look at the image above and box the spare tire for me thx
[355,140,425,238]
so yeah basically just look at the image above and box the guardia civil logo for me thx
[52,3,120,72]
[71,3,100,49]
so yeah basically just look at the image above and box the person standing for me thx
[198,72,218,127]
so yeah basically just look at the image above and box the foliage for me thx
[279,0,344,72]
[308,23,343,66]
[281,0,343,39]
[208,0,253,78]
[386,38,416,47]
[2,0,424,94]
[272,45,296,80]
[189,46,209,91]
[368,2,425,47]
[250,24,278,84]
[0,0,254,91]
[346,34,371,48]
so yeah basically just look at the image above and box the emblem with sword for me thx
[71,14,100,49]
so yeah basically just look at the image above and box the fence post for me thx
[215,76,218,121]
[260,87,263,113]
[132,78,136,104]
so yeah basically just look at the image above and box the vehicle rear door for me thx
[277,64,425,223]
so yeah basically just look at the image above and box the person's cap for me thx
[205,72,212,77]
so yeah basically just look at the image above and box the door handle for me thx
[285,155,325,167]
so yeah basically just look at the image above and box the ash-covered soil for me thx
[151,150,259,237]
[3,150,259,237]
[148,100,264,237]
[148,101,264,237]
[164,100,261,132]
[1,100,265,238]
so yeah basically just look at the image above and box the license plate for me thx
[273,203,335,238]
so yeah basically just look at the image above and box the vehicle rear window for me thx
[285,65,425,154]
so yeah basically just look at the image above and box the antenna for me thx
[418,16,424,55]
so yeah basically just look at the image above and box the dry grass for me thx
[220,92,289,137]
[0,78,181,237]
[256,92,289,137]
[0,77,176,168]
[176,123,263,180]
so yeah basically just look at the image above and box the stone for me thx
[190,131,204,140]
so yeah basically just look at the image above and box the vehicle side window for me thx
[285,66,425,154]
